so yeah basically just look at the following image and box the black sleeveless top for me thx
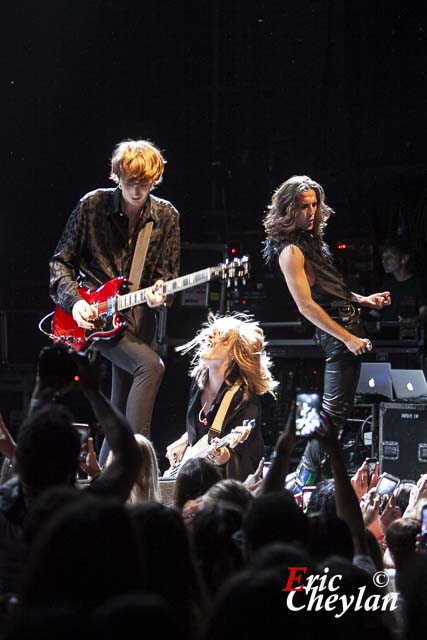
[263,230,356,310]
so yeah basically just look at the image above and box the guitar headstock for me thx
[212,255,250,286]
[228,420,255,448]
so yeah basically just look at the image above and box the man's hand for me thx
[72,299,97,329]
[360,488,381,527]
[360,291,391,309]
[351,460,370,500]
[380,493,402,534]
[406,474,427,515]
[80,437,101,479]
[343,335,373,356]
[351,459,380,499]
[146,279,167,308]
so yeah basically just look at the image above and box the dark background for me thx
[1,1,426,457]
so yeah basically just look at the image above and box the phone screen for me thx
[421,506,427,549]
[375,475,399,497]
[366,458,378,481]
[73,423,90,462]
[375,473,399,514]
[296,393,321,437]
[302,487,315,511]
[262,461,271,479]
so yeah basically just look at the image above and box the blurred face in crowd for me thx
[381,248,408,275]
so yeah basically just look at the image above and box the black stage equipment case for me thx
[379,402,427,481]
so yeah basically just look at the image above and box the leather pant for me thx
[296,317,363,484]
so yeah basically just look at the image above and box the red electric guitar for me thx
[42,256,249,352]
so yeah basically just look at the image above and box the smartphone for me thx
[73,423,90,462]
[262,461,271,479]
[302,486,315,511]
[296,393,322,438]
[421,505,427,550]
[366,457,378,482]
[375,472,400,513]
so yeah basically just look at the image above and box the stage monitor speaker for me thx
[379,402,427,481]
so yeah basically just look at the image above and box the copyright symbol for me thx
[373,571,389,588]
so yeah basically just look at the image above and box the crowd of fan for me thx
[0,345,426,640]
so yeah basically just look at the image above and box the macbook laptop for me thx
[355,362,393,399]
[390,369,427,400]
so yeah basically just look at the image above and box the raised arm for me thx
[352,291,391,309]
[259,401,297,495]
[279,245,371,356]
[315,416,369,556]
[73,351,142,503]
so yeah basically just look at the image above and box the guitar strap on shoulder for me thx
[208,384,240,442]
[128,222,154,292]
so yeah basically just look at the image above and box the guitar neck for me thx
[216,433,235,449]
[117,266,216,311]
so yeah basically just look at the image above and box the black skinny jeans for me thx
[299,318,363,474]
[95,327,165,466]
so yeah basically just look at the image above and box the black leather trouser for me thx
[296,319,363,481]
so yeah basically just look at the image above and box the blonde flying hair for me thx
[110,139,166,187]
[106,434,161,504]
[177,313,278,404]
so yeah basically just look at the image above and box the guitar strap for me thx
[127,221,154,335]
[208,384,240,441]
[128,222,154,292]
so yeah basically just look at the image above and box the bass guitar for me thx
[42,256,249,352]
[162,420,254,479]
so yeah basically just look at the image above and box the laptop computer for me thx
[355,362,393,399]
[390,369,427,400]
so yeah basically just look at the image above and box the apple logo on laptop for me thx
[369,378,376,388]
[407,382,414,392]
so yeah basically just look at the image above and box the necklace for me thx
[198,401,208,426]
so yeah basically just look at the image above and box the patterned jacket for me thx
[49,187,181,316]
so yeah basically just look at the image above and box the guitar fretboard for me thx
[117,267,217,311]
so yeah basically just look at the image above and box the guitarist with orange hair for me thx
[49,139,180,463]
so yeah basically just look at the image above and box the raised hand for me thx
[80,437,101,479]
[361,292,391,309]
[243,457,265,495]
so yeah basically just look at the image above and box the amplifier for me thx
[379,402,427,481]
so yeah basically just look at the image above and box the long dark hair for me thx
[263,175,334,263]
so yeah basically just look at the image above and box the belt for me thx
[329,304,361,323]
